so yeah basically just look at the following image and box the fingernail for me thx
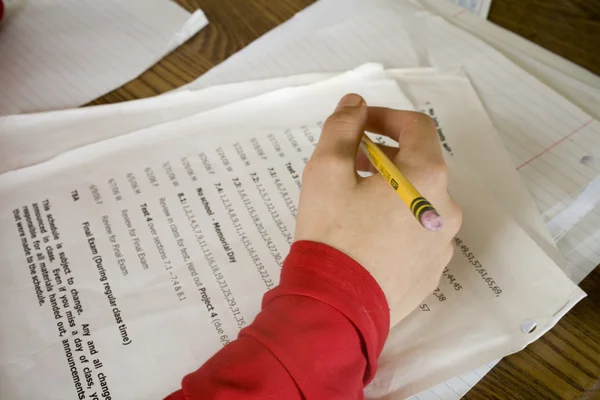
[336,94,365,111]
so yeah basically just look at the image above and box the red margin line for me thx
[516,119,594,170]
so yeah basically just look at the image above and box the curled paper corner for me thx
[545,175,600,242]
[168,9,209,49]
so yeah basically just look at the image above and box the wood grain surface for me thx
[91,1,600,398]
[488,0,600,76]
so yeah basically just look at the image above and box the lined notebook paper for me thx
[183,0,600,398]
[0,0,207,115]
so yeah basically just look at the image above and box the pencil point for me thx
[421,210,443,232]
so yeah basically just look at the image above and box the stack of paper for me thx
[188,0,600,284]
[0,1,598,399]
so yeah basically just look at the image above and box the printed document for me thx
[0,71,583,399]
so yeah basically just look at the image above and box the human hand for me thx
[295,94,462,327]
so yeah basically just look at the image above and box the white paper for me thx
[0,66,564,399]
[197,0,600,117]
[444,0,492,18]
[385,68,563,267]
[421,0,600,120]
[1,0,595,396]
[0,0,208,115]
[0,65,560,267]
[172,1,600,395]
[0,72,336,173]
[185,0,600,285]
[0,71,583,399]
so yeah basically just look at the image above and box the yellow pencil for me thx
[359,134,443,232]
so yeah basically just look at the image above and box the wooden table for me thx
[92,1,600,398]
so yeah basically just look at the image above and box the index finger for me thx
[365,107,444,167]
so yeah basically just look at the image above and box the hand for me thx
[295,94,462,327]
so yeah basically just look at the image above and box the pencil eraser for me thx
[420,210,443,232]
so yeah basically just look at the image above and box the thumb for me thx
[314,94,368,167]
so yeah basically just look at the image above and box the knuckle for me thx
[407,111,436,131]
[302,158,325,184]
[315,154,344,170]
[444,244,455,265]
[451,205,463,233]
[403,155,447,187]
[443,202,462,234]
[413,159,447,187]
[428,275,442,293]
[428,159,448,179]
[302,158,319,179]
[303,155,342,182]
[323,108,361,130]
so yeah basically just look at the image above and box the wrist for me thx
[265,240,390,382]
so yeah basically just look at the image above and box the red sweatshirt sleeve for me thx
[166,241,390,400]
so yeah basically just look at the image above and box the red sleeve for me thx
[166,241,390,400]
